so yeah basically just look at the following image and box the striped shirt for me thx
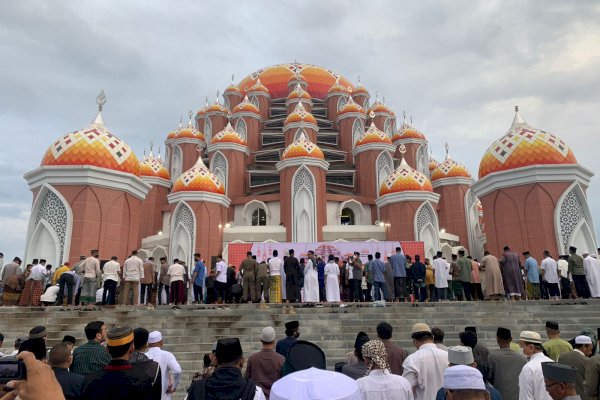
[71,341,111,376]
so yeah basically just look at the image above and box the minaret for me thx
[205,92,229,143]
[223,74,243,111]
[352,76,370,109]
[368,97,396,138]
[286,83,313,114]
[283,102,319,146]
[165,113,206,181]
[392,113,428,173]
[232,95,261,161]
[246,78,271,121]
[276,132,329,242]
[139,145,171,240]
[287,71,308,92]
[325,76,349,131]
[336,94,366,163]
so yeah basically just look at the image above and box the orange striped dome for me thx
[327,78,349,95]
[281,131,325,160]
[238,63,355,99]
[170,124,205,141]
[284,102,317,125]
[172,157,225,194]
[233,95,260,114]
[429,158,439,172]
[287,83,311,100]
[379,158,433,196]
[356,122,392,147]
[431,158,471,181]
[140,155,170,180]
[369,101,394,116]
[211,122,246,145]
[247,78,270,94]
[338,96,366,116]
[206,102,228,114]
[392,118,426,141]
[41,112,140,176]
[479,109,577,179]
[224,83,242,95]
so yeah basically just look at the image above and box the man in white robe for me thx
[584,251,600,298]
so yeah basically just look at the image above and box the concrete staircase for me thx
[1,300,599,398]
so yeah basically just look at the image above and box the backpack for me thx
[189,378,256,400]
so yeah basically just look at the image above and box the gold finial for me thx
[226,112,232,122]
[368,110,376,119]
[399,143,407,155]
[96,90,106,112]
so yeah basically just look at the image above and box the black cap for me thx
[19,338,47,360]
[216,338,243,364]
[62,335,76,345]
[496,327,512,341]
[29,326,47,339]
[286,340,326,372]
[285,320,299,330]
[522,251,530,256]
[546,321,559,330]
[570,246,577,252]
[542,362,577,383]
[465,326,477,334]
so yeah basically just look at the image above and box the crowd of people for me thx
[1,318,599,399]
[1,243,599,308]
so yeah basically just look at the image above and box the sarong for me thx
[170,281,186,304]
[527,282,541,300]
[80,277,97,304]
[18,280,43,306]
[2,287,21,306]
[270,275,282,303]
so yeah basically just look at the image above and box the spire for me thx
[205,96,209,107]
[157,145,162,160]
[90,90,106,128]
[178,116,183,129]
[445,142,450,160]
[357,75,361,87]
[215,90,220,105]
[510,105,528,130]
[149,141,154,158]
[188,110,193,127]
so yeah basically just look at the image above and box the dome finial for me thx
[382,96,386,104]
[143,147,147,160]
[410,116,413,125]
[179,116,183,129]
[188,110,193,127]
[445,142,450,160]
[399,143,409,166]
[357,75,361,87]
[149,140,154,156]
[215,90,220,105]
[157,145,162,160]
[515,105,519,112]
[205,96,209,107]
[403,110,406,122]
[231,74,235,84]
[511,105,528,130]
[96,90,106,112]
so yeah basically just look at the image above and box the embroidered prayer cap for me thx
[542,362,577,383]
[29,326,47,339]
[107,326,134,347]
[270,367,361,400]
[444,365,486,390]
[361,339,390,375]
[519,331,543,344]
[216,338,243,364]
[496,327,512,341]
[546,321,559,330]
[148,331,163,344]
[411,323,432,334]
[575,335,592,345]
[448,346,475,365]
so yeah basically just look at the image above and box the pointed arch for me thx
[414,202,440,260]
[416,144,428,175]
[375,151,394,197]
[243,200,271,226]
[171,145,183,183]
[169,202,196,267]
[223,97,230,112]
[383,118,393,137]
[464,189,484,260]
[337,199,365,226]
[210,151,229,195]
[555,182,598,254]
[24,184,72,267]
[352,119,364,150]
[337,96,348,111]
[235,117,247,141]
[292,167,316,242]
[249,95,259,109]
[294,128,307,141]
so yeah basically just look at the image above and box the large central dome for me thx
[238,63,355,99]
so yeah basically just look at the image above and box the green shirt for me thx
[457,257,472,283]
[71,340,111,376]
[568,254,585,275]
[543,338,573,361]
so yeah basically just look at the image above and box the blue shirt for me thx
[389,252,407,277]
[525,257,540,283]
[317,261,325,289]
[371,259,386,283]
[193,261,206,286]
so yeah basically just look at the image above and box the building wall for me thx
[379,200,424,242]
[139,184,170,241]
[434,183,470,250]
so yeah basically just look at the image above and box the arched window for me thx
[205,118,212,143]
[340,207,355,225]
[223,97,230,112]
[252,208,267,226]
[235,117,247,141]
[337,96,348,111]
[250,95,259,109]
[352,119,364,149]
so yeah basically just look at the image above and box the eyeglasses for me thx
[545,382,560,389]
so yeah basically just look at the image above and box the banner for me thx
[226,241,424,269]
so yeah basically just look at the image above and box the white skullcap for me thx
[444,365,486,390]
[448,346,475,365]
[575,335,592,345]
[148,331,162,344]
[270,367,361,400]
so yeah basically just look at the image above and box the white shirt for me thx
[216,261,228,283]
[123,256,144,281]
[541,257,559,284]
[558,259,569,279]
[146,346,183,400]
[167,264,186,283]
[82,257,101,279]
[432,258,449,288]
[518,351,553,400]
[29,264,46,281]
[446,261,452,281]
[402,343,448,400]
[357,369,414,400]
[268,257,283,276]
[103,260,121,282]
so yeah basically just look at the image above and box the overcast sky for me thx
[1,0,599,261]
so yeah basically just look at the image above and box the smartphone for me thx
[0,360,26,384]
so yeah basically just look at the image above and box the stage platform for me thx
[1,300,598,398]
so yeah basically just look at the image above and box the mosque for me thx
[22,63,598,268]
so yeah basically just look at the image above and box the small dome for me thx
[287,83,311,100]
[281,131,325,160]
[211,122,247,145]
[168,120,205,141]
[205,101,228,114]
[140,153,170,180]
[196,106,206,119]
[355,122,392,147]
[172,156,225,194]
[248,78,270,94]
[288,71,307,84]
[353,84,369,95]
[379,158,433,196]
[431,158,471,181]
[224,83,242,95]
[479,108,577,179]
[429,158,439,172]
[392,115,426,141]
[233,95,260,114]
[337,96,366,116]
[369,100,394,116]
[327,77,349,95]
[284,102,317,126]
[41,98,140,176]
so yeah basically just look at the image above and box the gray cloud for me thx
[1,0,599,259]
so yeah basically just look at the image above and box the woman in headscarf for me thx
[356,340,414,399]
